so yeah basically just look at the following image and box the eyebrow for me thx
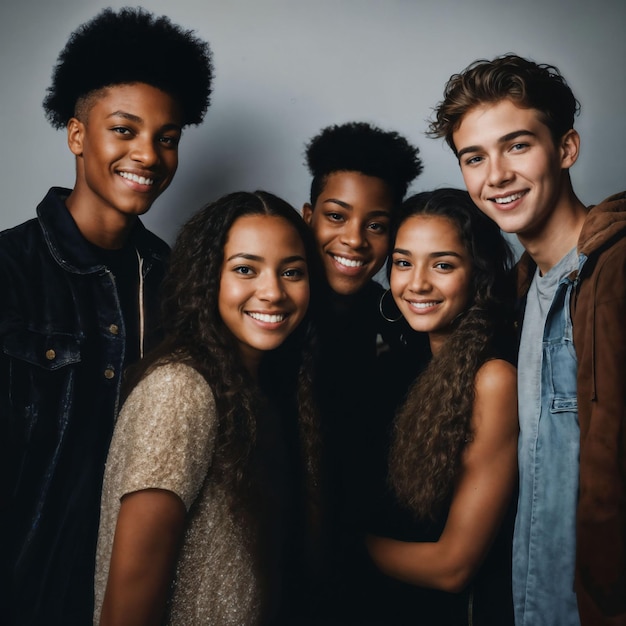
[456,129,536,160]
[392,248,463,259]
[107,110,182,132]
[226,253,306,263]
[322,198,390,217]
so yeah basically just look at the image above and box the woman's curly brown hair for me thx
[126,190,322,525]
[387,188,515,520]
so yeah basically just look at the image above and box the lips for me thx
[406,299,440,312]
[246,311,287,324]
[118,170,155,186]
[331,254,365,268]
[490,190,527,205]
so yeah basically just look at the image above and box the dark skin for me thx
[65,82,182,250]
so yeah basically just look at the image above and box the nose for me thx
[340,220,366,249]
[257,271,285,302]
[130,135,159,167]
[486,155,512,187]
[408,265,431,293]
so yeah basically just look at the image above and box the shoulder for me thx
[120,362,216,435]
[129,361,214,409]
[471,359,518,437]
[475,358,517,394]
[114,362,218,471]
[0,218,42,256]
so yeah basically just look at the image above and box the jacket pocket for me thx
[545,340,578,415]
[2,329,81,442]
[3,329,81,370]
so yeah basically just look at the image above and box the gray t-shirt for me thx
[517,247,578,432]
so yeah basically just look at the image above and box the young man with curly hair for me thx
[430,54,626,626]
[0,8,213,624]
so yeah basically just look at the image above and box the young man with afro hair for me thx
[300,121,427,620]
[0,8,213,624]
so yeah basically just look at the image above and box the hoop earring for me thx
[379,288,403,323]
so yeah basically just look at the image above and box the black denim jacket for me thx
[0,187,169,625]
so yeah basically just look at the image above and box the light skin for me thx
[390,215,473,355]
[66,82,183,250]
[302,171,394,296]
[218,214,310,377]
[367,215,518,592]
[452,99,587,274]
[99,214,310,625]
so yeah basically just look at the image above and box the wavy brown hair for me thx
[428,54,580,154]
[388,189,515,520]
[125,190,322,524]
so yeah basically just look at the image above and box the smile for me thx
[118,171,155,186]
[408,300,440,310]
[492,191,526,204]
[332,254,364,268]
[246,312,287,323]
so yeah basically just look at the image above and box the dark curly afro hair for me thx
[43,7,214,129]
[305,121,423,206]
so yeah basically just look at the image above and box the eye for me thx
[368,221,389,234]
[510,142,528,152]
[159,134,180,148]
[282,267,307,279]
[463,155,483,166]
[392,257,411,268]
[434,261,454,271]
[233,265,254,276]
[111,126,132,137]
[325,212,344,223]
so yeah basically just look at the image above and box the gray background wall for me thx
[1,0,624,246]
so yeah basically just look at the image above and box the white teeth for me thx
[119,171,154,186]
[494,192,524,204]
[334,255,364,268]
[411,301,438,309]
[247,312,286,323]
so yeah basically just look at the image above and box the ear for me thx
[67,117,85,157]
[302,202,314,225]
[559,128,580,169]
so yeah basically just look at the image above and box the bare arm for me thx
[367,358,518,593]
[100,488,186,626]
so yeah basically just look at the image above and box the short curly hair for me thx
[429,54,580,154]
[43,7,214,129]
[305,122,423,207]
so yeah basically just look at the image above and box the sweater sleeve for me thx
[106,361,218,511]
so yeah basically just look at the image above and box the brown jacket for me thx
[517,191,626,625]
[573,191,626,625]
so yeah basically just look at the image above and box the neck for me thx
[518,182,587,275]
[66,190,136,249]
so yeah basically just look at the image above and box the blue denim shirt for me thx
[513,255,585,626]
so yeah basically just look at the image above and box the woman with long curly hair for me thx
[364,188,518,625]
[94,191,321,626]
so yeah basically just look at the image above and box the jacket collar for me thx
[36,187,166,274]
[577,191,626,258]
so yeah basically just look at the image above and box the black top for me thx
[332,342,516,626]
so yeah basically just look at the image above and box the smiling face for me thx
[390,215,473,354]
[218,214,310,374]
[66,82,183,241]
[452,98,579,246]
[302,171,394,296]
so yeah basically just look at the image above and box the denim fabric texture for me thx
[513,263,583,626]
[0,188,168,625]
